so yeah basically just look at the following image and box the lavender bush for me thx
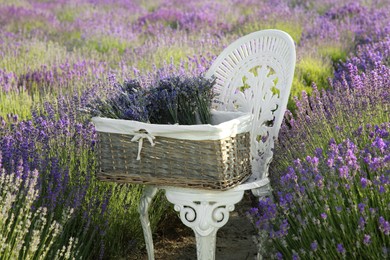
[250,123,390,258]
[0,95,108,258]
[0,159,79,259]
[248,1,390,256]
[273,62,390,184]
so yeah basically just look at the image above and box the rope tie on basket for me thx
[131,130,155,160]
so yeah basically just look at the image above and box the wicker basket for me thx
[92,111,252,190]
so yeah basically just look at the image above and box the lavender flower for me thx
[338,165,349,179]
[363,234,371,245]
[379,217,390,235]
[358,203,366,213]
[311,241,318,251]
[358,216,366,230]
[361,177,369,188]
[337,243,346,254]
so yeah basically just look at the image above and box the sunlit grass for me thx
[56,8,79,23]
[295,55,334,89]
[0,89,35,120]
[86,36,130,56]
[0,40,69,75]
[319,45,348,64]
[0,0,31,7]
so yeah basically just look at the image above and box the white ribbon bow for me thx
[131,131,156,160]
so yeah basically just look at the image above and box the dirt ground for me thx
[130,193,259,260]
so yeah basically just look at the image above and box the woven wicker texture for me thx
[96,131,251,190]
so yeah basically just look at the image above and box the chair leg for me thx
[138,185,158,260]
[164,189,244,260]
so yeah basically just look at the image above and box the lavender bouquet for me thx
[88,75,216,125]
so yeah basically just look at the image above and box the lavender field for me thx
[0,0,389,259]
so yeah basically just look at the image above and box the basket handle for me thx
[131,129,156,160]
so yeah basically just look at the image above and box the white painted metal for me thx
[164,188,244,260]
[140,29,296,260]
[138,185,158,260]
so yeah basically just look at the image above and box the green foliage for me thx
[0,41,69,76]
[6,18,46,35]
[319,45,348,64]
[56,9,78,22]
[0,90,34,120]
[288,55,334,113]
[147,46,194,70]
[140,0,160,12]
[55,30,83,51]
[0,0,29,6]
[86,37,129,55]
[294,56,334,91]
[291,73,313,97]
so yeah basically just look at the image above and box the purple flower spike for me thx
[311,241,318,252]
[359,216,366,230]
[327,157,335,168]
[337,243,346,254]
[363,234,371,245]
[372,137,387,153]
[358,203,366,213]
[379,216,390,235]
[369,157,381,171]
[360,177,369,188]
[292,252,299,260]
[338,165,349,179]
[321,213,327,220]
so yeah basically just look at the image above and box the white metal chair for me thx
[139,29,296,260]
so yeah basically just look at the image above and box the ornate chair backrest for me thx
[205,30,296,183]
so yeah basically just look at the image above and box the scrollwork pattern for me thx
[181,205,196,223]
[220,63,283,180]
[174,201,232,236]
[165,189,244,260]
